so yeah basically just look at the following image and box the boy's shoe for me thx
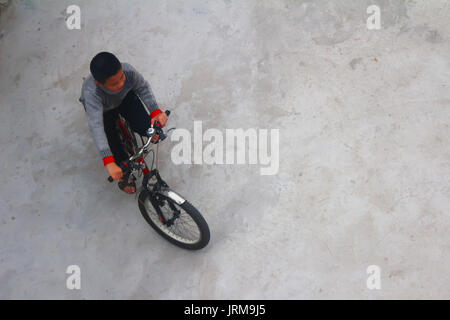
[118,172,136,194]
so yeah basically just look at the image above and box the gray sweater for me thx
[79,62,159,161]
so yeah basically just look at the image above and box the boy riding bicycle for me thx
[79,52,168,194]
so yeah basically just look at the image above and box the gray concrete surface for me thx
[0,0,449,299]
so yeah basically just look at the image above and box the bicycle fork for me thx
[141,169,186,224]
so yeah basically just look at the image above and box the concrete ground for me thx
[0,0,449,299]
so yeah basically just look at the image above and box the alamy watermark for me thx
[66,265,81,290]
[366,5,381,30]
[366,265,381,290]
[66,5,81,30]
[170,121,279,176]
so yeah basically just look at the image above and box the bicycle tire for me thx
[138,190,210,250]
[116,117,138,156]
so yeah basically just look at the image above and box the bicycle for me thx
[108,110,210,250]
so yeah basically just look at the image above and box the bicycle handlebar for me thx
[107,110,171,183]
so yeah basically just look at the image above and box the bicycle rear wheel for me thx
[116,116,138,157]
[138,190,210,250]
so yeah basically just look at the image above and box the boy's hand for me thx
[151,134,159,143]
[150,111,168,142]
[106,162,123,180]
[151,112,168,127]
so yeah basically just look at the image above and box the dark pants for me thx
[103,90,150,165]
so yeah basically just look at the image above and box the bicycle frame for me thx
[116,115,187,224]
[116,115,153,180]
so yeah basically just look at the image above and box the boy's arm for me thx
[126,63,163,119]
[83,92,116,166]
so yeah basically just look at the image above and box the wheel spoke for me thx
[175,218,199,238]
[170,211,199,240]
[143,197,201,244]
[173,220,193,240]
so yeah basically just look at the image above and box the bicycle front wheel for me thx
[138,190,210,250]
